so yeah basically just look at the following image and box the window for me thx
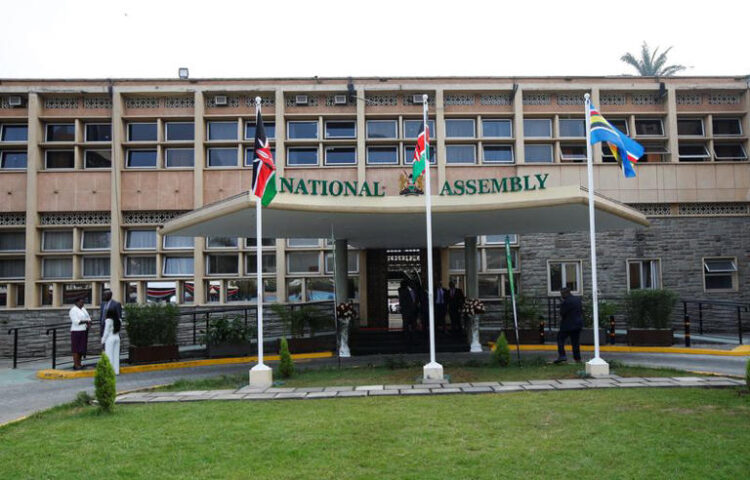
[205,280,221,303]
[548,260,581,294]
[0,231,25,251]
[1,124,28,142]
[287,252,320,274]
[207,121,237,140]
[81,231,110,250]
[125,230,156,250]
[163,235,194,249]
[523,119,552,138]
[703,257,738,291]
[678,144,710,162]
[163,257,194,276]
[165,148,194,167]
[324,146,357,166]
[45,150,74,169]
[366,120,397,139]
[287,278,303,302]
[324,121,356,139]
[484,234,518,244]
[287,121,318,139]
[41,283,54,305]
[306,278,334,301]
[147,281,177,304]
[42,258,73,279]
[714,143,748,161]
[607,119,629,135]
[165,122,194,141]
[207,237,238,248]
[0,258,24,278]
[403,144,436,164]
[445,119,475,138]
[287,147,318,166]
[206,255,238,275]
[629,143,669,163]
[287,238,319,247]
[324,251,359,274]
[0,151,26,169]
[126,150,157,168]
[628,259,661,290]
[366,146,398,165]
[446,145,476,164]
[63,284,92,305]
[560,144,587,163]
[125,256,157,276]
[245,122,275,140]
[85,124,112,142]
[227,279,257,302]
[677,118,704,136]
[82,257,110,278]
[207,148,237,167]
[42,230,73,251]
[128,123,157,142]
[524,144,553,163]
[46,124,75,142]
[448,250,465,271]
[84,150,111,168]
[559,119,585,137]
[182,282,194,304]
[404,119,436,138]
[712,118,742,136]
[246,253,277,274]
[634,119,664,136]
[485,249,518,270]
[245,237,276,248]
[483,145,514,164]
[482,119,512,138]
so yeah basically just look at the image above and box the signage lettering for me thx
[279,177,386,197]
[438,173,549,196]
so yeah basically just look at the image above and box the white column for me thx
[334,239,350,357]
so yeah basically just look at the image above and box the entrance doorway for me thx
[386,249,422,329]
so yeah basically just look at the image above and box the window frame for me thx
[547,259,582,295]
[677,143,711,161]
[206,121,238,141]
[365,145,398,165]
[626,258,662,291]
[634,118,665,137]
[126,149,157,168]
[712,118,743,136]
[286,251,322,275]
[481,119,512,138]
[124,229,157,251]
[83,149,112,169]
[702,257,738,292]
[206,147,238,168]
[524,143,554,163]
[162,256,195,277]
[324,145,357,166]
[81,256,111,278]
[164,121,195,142]
[324,120,357,139]
[286,121,319,140]
[403,119,436,139]
[45,123,75,142]
[205,254,240,276]
[0,231,25,252]
[42,257,74,279]
[44,149,75,169]
[80,230,111,251]
[444,118,476,139]
[84,123,112,143]
[559,143,587,162]
[558,118,586,138]
[445,144,477,165]
[676,118,705,137]
[124,255,157,277]
[164,148,195,168]
[0,124,29,143]
[286,146,319,166]
[42,230,74,252]
[365,120,397,139]
[127,122,158,142]
[162,235,195,250]
[245,121,276,140]
[523,118,552,138]
[0,151,27,169]
[713,143,748,161]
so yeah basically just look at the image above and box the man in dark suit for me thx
[99,290,123,338]
[446,281,465,333]
[398,280,419,340]
[554,287,583,363]
[434,282,448,333]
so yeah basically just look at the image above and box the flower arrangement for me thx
[462,298,485,316]
[336,301,358,322]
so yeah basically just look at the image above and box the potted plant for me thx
[124,303,179,364]
[336,301,358,357]
[462,298,485,352]
[271,304,336,353]
[204,315,254,358]
[503,296,543,344]
[581,297,617,345]
[625,289,677,346]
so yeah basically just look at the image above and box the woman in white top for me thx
[100,304,122,375]
[69,297,91,370]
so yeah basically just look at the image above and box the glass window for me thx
[207,121,237,140]
[404,119,436,138]
[483,145,514,164]
[244,147,275,167]
[205,280,221,303]
[628,259,661,290]
[46,124,75,142]
[287,278,303,302]
[481,119,512,138]
[128,123,157,142]
[478,275,500,298]
[124,282,138,304]
[677,118,704,136]
[84,150,111,168]
[1,124,28,142]
[287,238,319,247]
[548,261,581,294]
[306,277,334,301]
[559,119,585,137]
[560,144,587,162]
[245,238,276,248]
[704,257,737,291]
[0,258,24,278]
[246,253,277,274]
[41,283,54,305]
[403,144,436,165]
[227,279,257,302]
[626,143,669,164]
[324,146,357,165]
[634,119,664,136]
[287,121,318,139]
[81,231,110,250]
[125,256,157,276]
[712,118,742,136]
[63,283,92,305]
[163,235,194,249]
[607,119,629,135]
[446,145,476,164]
[445,119,475,138]
[245,122,275,140]
[287,252,320,274]
[0,231,25,251]
[42,230,73,251]
[448,250,465,271]
[523,119,552,138]
[485,234,518,245]
[366,146,398,165]
[287,147,318,166]
[366,120,397,139]
[82,257,110,278]
[324,251,359,274]
[163,257,194,276]
[714,143,748,161]
[182,282,194,304]
[147,281,177,304]
[165,148,194,167]
[207,237,238,248]
[0,151,27,169]
[126,150,157,168]
[42,258,73,279]
[85,124,112,142]
[207,148,237,167]
[165,122,194,141]
[524,144,553,163]
[45,150,74,169]
[263,278,277,302]
[678,144,710,162]
[325,121,356,139]
[125,230,156,250]
[485,249,518,270]
[206,254,238,275]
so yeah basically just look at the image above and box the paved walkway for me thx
[117,375,747,404]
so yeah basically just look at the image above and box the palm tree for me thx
[620,42,686,76]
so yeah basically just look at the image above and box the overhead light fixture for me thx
[178,67,189,79]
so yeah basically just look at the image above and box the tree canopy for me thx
[621,42,686,76]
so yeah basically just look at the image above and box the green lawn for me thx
[1,388,747,479]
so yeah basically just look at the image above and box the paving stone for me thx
[528,380,557,385]
[337,390,368,397]
[493,385,523,393]
[522,384,555,391]
[556,379,588,385]
[431,388,462,394]
[178,396,209,402]
[554,384,587,390]
[384,384,412,390]
[617,383,647,388]
[447,383,472,388]
[671,377,706,382]
[470,381,500,387]
[206,389,237,397]
[323,386,353,392]
[115,396,148,403]
[588,383,617,388]
[369,389,400,396]
[703,381,742,387]
[499,381,528,386]
[274,392,308,399]
[587,379,618,386]
[703,377,734,382]
[643,381,679,388]
[236,387,268,394]
[116,393,151,401]
[212,393,246,400]
[306,391,338,399]
[672,381,709,387]
[265,387,296,393]
[401,389,431,395]
[613,377,646,383]
[643,377,673,382]
[244,393,278,400]
[174,390,212,396]
[149,396,180,403]
[354,385,383,391]
[294,387,325,393]
[461,386,494,394]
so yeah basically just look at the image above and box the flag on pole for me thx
[505,235,521,363]
[411,125,430,182]
[588,104,644,178]
[251,110,277,206]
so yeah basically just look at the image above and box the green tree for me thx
[278,337,294,378]
[95,353,116,412]
[492,332,511,367]
[620,42,686,77]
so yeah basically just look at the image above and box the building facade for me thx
[0,76,748,326]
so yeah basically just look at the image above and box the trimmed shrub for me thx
[624,289,678,329]
[492,332,511,367]
[124,303,179,347]
[95,353,116,412]
[583,298,618,328]
[73,391,93,407]
[278,337,294,378]
[203,315,254,345]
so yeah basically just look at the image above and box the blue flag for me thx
[589,103,644,178]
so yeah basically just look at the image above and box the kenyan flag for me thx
[411,124,430,182]
[251,109,277,206]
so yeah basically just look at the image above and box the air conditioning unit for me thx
[333,95,348,105]
[412,94,426,104]
[213,95,228,106]
[295,94,309,105]
[7,95,23,107]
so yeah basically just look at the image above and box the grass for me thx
[1,388,748,479]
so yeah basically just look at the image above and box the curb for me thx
[497,344,750,357]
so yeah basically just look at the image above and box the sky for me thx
[1,0,748,79]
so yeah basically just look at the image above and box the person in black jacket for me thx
[554,287,583,363]
[398,280,419,340]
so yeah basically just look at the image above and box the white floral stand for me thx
[338,318,351,357]
[470,314,482,353]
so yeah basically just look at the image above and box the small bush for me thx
[94,353,116,412]
[73,391,93,407]
[124,303,179,347]
[583,298,618,328]
[492,333,511,367]
[278,338,294,378]
[203,315,254,345]
[625,289,678,329]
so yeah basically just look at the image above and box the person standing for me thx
[99,290,122,338]
[554,287,584,363]
[69,297,91,370]
[447,281,465,333]
[101,303,122,375]
[434,282,448,333]
[398,280,419,340]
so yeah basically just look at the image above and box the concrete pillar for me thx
[435,89,445,187]
[110,90,123,301]
[666,86,679,163]
[24,93,41,307]
[192,90,206,304]
[334,239,349,302]
[513,86,524,164]
[464,236,478,299]
[356,87,366,184]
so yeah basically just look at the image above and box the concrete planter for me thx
[580,328,608,345]
[128,345,179,364]
[626,329,674,346]
[503,328,543,344]
[207,342,254,358]
[286,334,336,353]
